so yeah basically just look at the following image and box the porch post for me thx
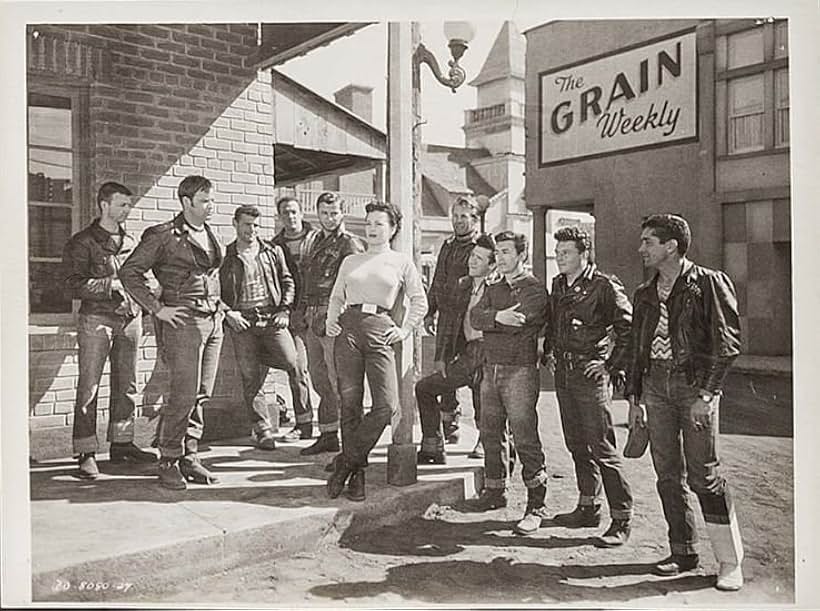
[386,21,418,486]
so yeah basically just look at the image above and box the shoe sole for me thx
[75,472,99,480]
[109,455,157,464]
[345,493,365,502]
[595,538,628,548]
[159,481,187,490]
[654,565,699,577]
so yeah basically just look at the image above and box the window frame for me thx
[774,68,790,148]
[726,73,766,154]
[27,81,91,326]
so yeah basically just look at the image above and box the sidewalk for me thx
[29,424,484,602]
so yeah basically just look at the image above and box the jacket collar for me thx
[275,220,314,241]
[171,213,222,267]
[89,218,126,247]
[558,262,596,292]
[226,237,274,257]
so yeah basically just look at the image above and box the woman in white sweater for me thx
[324,201,428,501]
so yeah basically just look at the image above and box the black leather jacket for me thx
[301,226,364,306]
[220,239,295,312]
[626,260,741,399]
[547,263,632,373]
[119,214,226,315]
[63,218,141,318]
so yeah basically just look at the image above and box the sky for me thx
[277,20,537,147]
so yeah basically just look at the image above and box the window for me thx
[774,21,789,59]
[727,28,764,68]
[28,92,77,315]
[775,68,790,147]
[728,75,765,154]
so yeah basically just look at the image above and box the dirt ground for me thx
[132,396,794,607]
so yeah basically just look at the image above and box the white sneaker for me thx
[715,563,743,591]
[513,508,548,535]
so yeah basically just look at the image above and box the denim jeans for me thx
[480,363,547,490]
[644,360,735,555]
[334,309,400,470]
[73,312,141,454]
[289,328,314,426]
[158,311,224,458]
[304,305,340,433]
[415,340,482,453]
[228,322,310,435]
[555,365,633,520]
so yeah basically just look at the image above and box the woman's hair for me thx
[365,201,402,236]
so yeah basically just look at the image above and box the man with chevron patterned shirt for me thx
[627,214,744,591]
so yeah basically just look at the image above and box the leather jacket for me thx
[63,218,141,318]
[271,222,319,310]
[547,263,632,373]
[626,260,741,399]
[119,214,226,314]
[220,238,295,312]
[301,226,364,306]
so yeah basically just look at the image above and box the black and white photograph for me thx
[2,0,819,608]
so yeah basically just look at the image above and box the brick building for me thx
[26,23,369,458]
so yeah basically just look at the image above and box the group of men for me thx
[413,199,744,591]
[64,176,363,489]
[63,177,745,591]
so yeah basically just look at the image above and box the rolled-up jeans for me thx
[158,311,224,458]
[643,359,736,555]
[334,309,400,470]
[480,363,547,490]
[555,364,633,520]
[228,321,310,435]
[73,312,141,454]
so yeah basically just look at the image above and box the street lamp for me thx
[413,21,476,92]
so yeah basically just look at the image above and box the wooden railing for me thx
[273,188,375,218]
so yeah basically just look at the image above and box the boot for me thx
[467,488,508,511]
[301,432,340,456]
[513,484,548,535]
[443,420,460,444]
[256,429,277,451]
[708,517,744,591]
[345,469,366,502]
[109,442,157,463]
[417,449,446,465]
[326,454,352,499]
[180,453,220,484]
[77,453,99,480]
[595,518,632,547]
[554,504,602,528]
[654,553,700,576]
[158,457,186,490]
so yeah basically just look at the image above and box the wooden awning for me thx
[254,22,373,69]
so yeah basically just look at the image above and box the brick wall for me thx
[27,24,288,454]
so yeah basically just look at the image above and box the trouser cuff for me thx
[73,436,98,455]
[485,477,507,490]
[670,541,699,555]
[108,419,135,443]
[253,420,274,435]
[318,422,339,434]
[420,436,444,454]
[611,508,633,521]
[579,494,600,506]
[159,447,185,459]
[524,469,549,488]
[295,413,313,425]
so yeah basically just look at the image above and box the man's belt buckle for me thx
[362,303,378,314]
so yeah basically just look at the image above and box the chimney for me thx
[334,83,373,123]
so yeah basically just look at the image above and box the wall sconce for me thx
[413,21,476,93]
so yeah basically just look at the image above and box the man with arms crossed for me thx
[64,181,155,479]
[470,231,550,536]
[415,233,496,464]
[546,226,634,547]
[120,175,225,490]
[627,214,744,591]
[220,205,310,451]
[299,192,365,456]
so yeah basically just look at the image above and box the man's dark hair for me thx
[316,191,343,209]
[234,205,260,222]
[276,196,300,214]
[177,175,212,205]
[97,182,132,209]
[641,214,691,256]
[474,233,497,262]
[365,201,402,236]
[554,226,592,254]
[494,230,528,255]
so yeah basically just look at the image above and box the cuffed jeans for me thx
[480,363,547,490]
[229,323,310,435]
[73,312,141,454]
[555,365,633,520]
[158,311,224,459]
[416,340,482,454]
[334,309,400,470]
[305,305,340,433]
[644,359,737,555]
